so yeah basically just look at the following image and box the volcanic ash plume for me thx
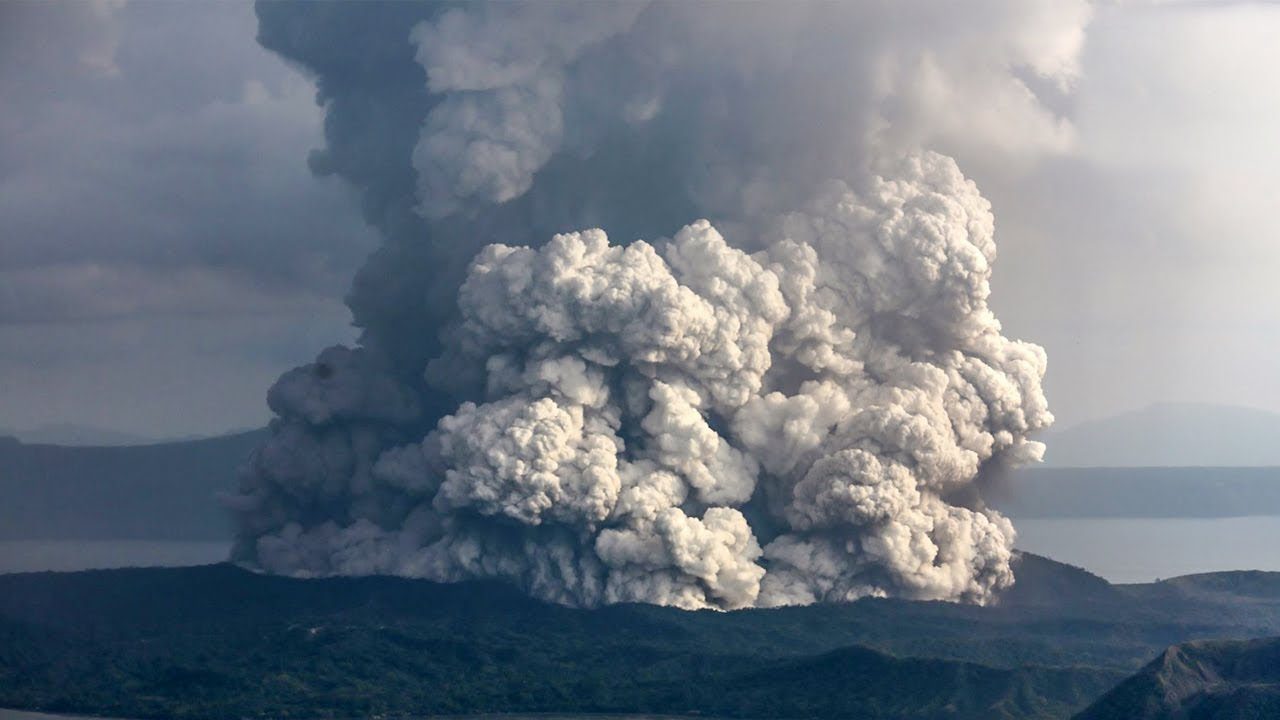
[231,1,1073,609]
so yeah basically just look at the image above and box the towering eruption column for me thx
[231,0,1083,609]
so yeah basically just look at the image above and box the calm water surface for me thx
[1014,515,1280,583]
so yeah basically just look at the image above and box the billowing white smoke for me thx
[232,1,1078,609]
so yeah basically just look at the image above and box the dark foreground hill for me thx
[0,429,265,540]
[1074,636,1280,719]
[5,555,1280,720]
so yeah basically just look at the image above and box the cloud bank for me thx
[231,0,1078,609]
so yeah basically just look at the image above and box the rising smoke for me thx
[229,0,1084,609]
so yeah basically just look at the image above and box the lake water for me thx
[3,517,1280,584]
[1013,515,1280,583]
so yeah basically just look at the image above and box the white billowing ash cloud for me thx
[231,1,1081,609]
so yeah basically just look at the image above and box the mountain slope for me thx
[1074,637,1280,719]
[0,429,265,540]
[0,562,1123,720]
[1043,403,1280,468]
[6,557,1280,720]
[712,646,1115,720]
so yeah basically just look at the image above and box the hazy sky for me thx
[1,0,1278,438]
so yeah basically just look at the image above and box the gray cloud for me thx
[0,0,375,436]
[0,1,377,322]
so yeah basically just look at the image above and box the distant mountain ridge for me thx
[0,423,241,447]
[0,423,157,447]
[0,428,267,540]
[1043,402,1280,468]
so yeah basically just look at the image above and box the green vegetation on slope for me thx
[6,556,1280,720]
[1075,636,1280,719]
[0,563,1120,720]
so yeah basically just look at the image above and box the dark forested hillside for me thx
[5,555,1280,720]
[1074,636,1280,719]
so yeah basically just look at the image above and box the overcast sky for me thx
[1,0,1278,438]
